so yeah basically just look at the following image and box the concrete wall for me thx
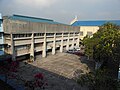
[3,18,80,33]
[3,18,81,60]
[4,32,80,60]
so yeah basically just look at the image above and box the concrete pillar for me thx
[52,33,56,55]
[42,33,47,57]
[11,34,16,61]
[30,33,34,61]
[72,32,75,49]
[66,33,70,50]
[60,33,64,52]
[76,33,80,47]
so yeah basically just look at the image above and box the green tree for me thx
[77,69,120,90]
[83,22,120,77]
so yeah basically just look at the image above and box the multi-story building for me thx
[71,17,120,39]
[0,13,4,56]
[3,14,80,60]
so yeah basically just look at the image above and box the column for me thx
[11,34,16,61]
[76,33,80,47]
[60,33,63,52]
[30,33,34,61]
[66,33,70,50]
[72,32,75,49]
[52,33,56,55]
[42,33,46,57]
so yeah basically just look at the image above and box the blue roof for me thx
[72,20,120,26]
[8,14,63,24]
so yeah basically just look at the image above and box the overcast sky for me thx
[0,0,120,24]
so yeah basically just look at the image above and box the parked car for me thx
[66,49,74,53]
[66,48,85,56]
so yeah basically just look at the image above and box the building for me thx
[0,13,4,56]
[3,14,80,61]
[71,17,120,39]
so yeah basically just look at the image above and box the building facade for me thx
[71,18,120,39]
[3,15,81,60]
[0,13,4,56]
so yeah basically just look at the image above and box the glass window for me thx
[87,31,92,36]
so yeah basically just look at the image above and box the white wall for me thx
[80,26,99,39]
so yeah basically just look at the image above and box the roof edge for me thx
[13,14,54,22]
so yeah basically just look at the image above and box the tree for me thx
[83,22,120,78]
[77,69,120,90]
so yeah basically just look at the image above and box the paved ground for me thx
[34,53,90,79]
[15,53,90,90]
[0,52,91,90]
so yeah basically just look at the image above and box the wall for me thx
[0,13,4,55]
[79,26,99,39]
[3,18,81,60]
[3,18,80,33]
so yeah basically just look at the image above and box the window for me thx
[80,31,83,36]
[87,31,92,36]
[56,33,62,35]
[64,33,68,35]
[0,33,2,39]
[46,33,54,36]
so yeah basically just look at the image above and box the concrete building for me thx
[71,17,120,39]
[0,13,4,56]
[3,14,80,61]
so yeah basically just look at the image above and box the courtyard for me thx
[0,52,93,90]
[18,53,90,90]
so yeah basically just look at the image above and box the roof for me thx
[7,14,64,25]
[72,20,120,26]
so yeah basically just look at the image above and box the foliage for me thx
[81,23,120,89]
[77,69,120,90]
[0,60,48,89]
[83,22,120,63]
[0,54,12,61]
[25,73,48,90]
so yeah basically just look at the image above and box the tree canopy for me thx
[83,23,120,63]
[77,23,120,90]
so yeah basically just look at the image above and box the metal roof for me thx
[8,14,64,25]
[72,20,120,26]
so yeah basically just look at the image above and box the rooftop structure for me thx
[71,17,120,39]
[5,14,64,25]
[72,20,120,26]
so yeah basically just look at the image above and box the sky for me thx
[0,0,120,24]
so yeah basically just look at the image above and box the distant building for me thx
[0,13,4,56]
[71,18,120,39]
[3,14,80,60]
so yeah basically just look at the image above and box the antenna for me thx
[75,15,78,21]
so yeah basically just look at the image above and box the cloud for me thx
[14,0,57,8]
[0,0,57,9]
[0,0,120,24]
